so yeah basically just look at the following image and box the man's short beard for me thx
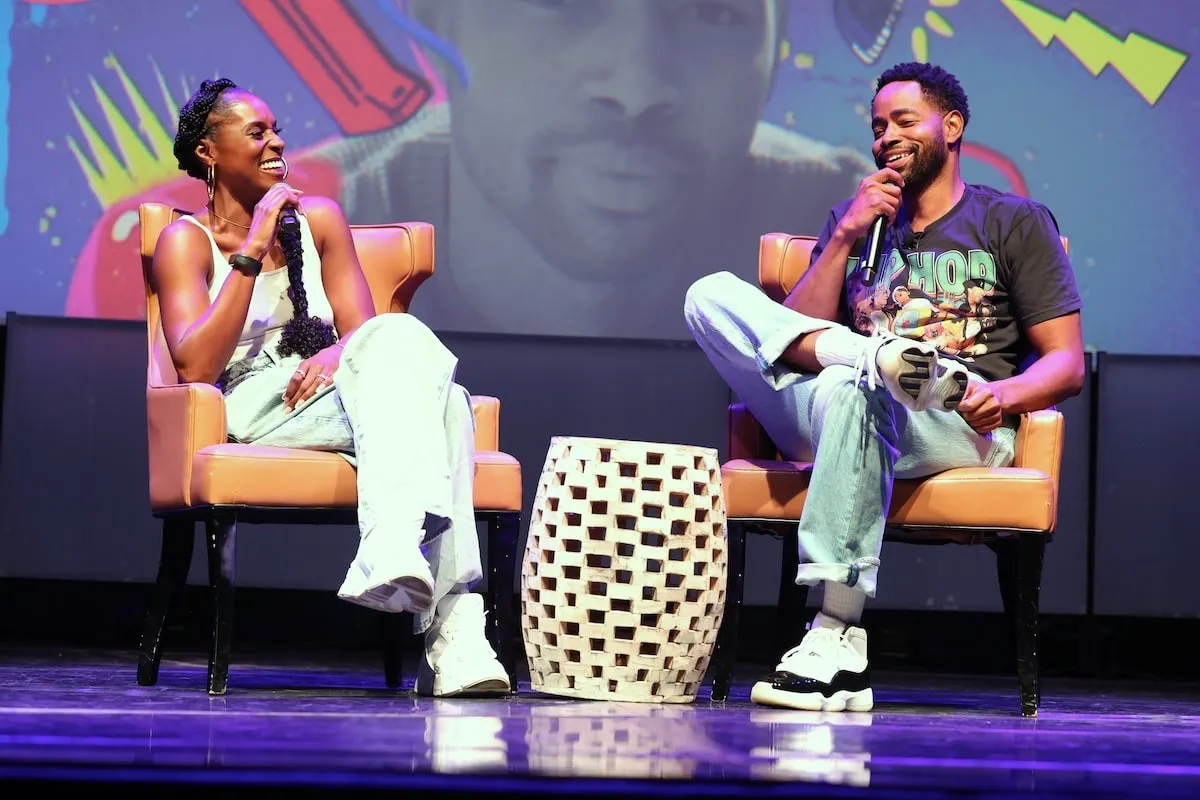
[904,136,949,194]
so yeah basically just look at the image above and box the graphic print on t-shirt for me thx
[821,184,1082,384]
[845,245,999,361]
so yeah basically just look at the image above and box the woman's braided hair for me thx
[274,214,336,357]
[173,78,336,359]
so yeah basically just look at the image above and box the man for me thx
[316,0,870,339]
[684,62,1083,711]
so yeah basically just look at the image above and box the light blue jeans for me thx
[684,272,1015,597]
[221,313,483,633]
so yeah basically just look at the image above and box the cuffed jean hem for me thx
[795,558,881,598]
[753,320,835,394]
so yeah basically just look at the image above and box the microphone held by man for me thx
[857,170,903,285]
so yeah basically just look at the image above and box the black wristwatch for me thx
[229,253,263,276]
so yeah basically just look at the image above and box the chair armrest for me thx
[728,402,779,460]
[759,233,819,304]
[1012,409,1064,484]
[147,382,227,510]
[471,395,501,452]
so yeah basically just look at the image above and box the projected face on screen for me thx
[47,0,1191,346]
[369,0,867,338]
[414,0,780,280]
[44,0,869,339]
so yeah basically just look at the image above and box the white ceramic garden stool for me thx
[520,436,728,703]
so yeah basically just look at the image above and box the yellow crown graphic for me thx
[67,55,185,209]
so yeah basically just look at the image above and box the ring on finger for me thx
[294,368,306,377]
[317,374,331,383]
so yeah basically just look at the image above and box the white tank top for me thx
[180,214,335,375]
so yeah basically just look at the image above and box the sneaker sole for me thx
[895,347,937,409]
[339,575,434,615]
[416,656,512,697]
[750,682,874,712]
[895,347,969,412]
[939,366,969,412]
[427,677,512,698]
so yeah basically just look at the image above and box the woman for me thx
[153,78,510,698]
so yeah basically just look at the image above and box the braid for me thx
[276,218,337,358]
[173,78,239,179]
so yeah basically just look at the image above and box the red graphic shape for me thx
[962,142,1028,198]
[240,0,431,136]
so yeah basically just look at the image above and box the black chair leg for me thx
[991,535,1046,717]
[1015,535,1046,717]
[778,525,811,646]
[381,612,406,689]
[710,519,747,702]
[486,510,522,694]
[989,539,1019,662]
[137,517,195,686]
[205,510,237,696]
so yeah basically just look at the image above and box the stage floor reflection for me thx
[1,648,1198,798]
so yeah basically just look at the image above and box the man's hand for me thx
[834,167,905,242]
[283,344,343,411]
[957,379,1006,434]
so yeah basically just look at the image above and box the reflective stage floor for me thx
[1,647,1198,798]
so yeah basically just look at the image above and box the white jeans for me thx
[222,313,482,633]
[684,272,1016,597]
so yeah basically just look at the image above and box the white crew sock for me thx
[813,325,873,369]
[821,580,866,626]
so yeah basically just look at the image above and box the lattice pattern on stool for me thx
[521,437,728,703]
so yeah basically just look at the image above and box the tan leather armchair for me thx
[135,203,523,695]
[709,233,1070,717]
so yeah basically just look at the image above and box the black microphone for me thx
[274,180,301,233]
[860,175,902,284]
[279,206,300,233]
[860,214,887,285]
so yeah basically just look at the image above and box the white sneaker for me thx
[751,613,873,712]
[861,332,969,413]
[416,593,512,698]
[337,538,435,614]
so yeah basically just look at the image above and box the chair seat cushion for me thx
[721,459,1055,532]
[190,444,521,512]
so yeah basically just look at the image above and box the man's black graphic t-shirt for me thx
[812,184,1082,382]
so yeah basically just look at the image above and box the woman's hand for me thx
[282,344,342,411]
[241,182,306,261]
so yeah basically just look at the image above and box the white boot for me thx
[416,593,512,697]
[337,532,435,614]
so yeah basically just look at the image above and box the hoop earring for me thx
[279,155,289,182]
[206,164,215,204]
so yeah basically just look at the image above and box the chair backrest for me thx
[758,232,1070,302]
[138,203,435,386]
